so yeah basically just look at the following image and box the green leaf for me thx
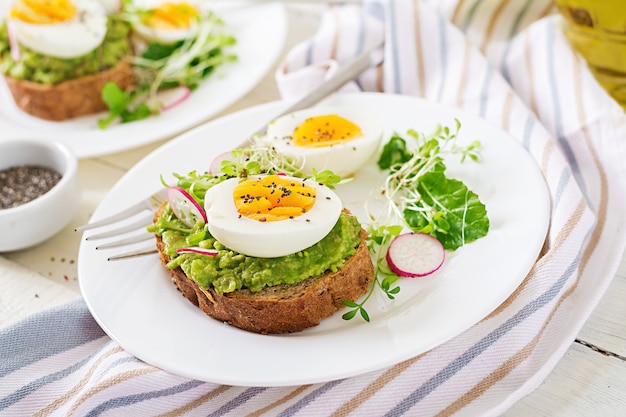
[360,308,370,322]
[311,168,346,189]
[342,309,358,320]
[120,102,152,123]
[387,225,404,236]
[98,82,132,129]
[377,135,413,169]
[381,274,399,288]
[245,161,261,175]
[342,300,359,308]
[220,160,238,176]
[404,171,489,250]
[101,81,128,114]
[141,41,182,60]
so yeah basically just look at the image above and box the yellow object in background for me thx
[555,0,626,109]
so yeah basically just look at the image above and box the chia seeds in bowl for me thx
[0,138,80,252]
[0,165,62,209]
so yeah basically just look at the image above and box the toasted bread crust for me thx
[3,58,133,121]
[154,205,375,334]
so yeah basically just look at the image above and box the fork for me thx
[76,40,384,261]
[75,189,167,260]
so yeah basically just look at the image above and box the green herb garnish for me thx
[342,120,489,321]
[98,2,236,128]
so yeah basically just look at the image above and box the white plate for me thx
[0,3,287,158]
[78,93,551,387]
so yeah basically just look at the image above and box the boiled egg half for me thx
[7,0,108,59]
[204,174,343,258]
[265,106,384,177]
[130,0,204,44]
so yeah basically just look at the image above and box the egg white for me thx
[265,106,384,177]
[130,0,204,44]
[8,0,108,59]
[204,175,343,258]
[96,0,120,14]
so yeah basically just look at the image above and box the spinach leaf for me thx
[141,41,183,60]
[403,171,489,250]
[371,120,488,252]
[377,134,413,169]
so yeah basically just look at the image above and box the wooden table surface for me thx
[1,5,625,416]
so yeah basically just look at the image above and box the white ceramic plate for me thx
[0,3,287,158]
[78,93,551,387]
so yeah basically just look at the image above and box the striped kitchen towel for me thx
[2,0,626,416]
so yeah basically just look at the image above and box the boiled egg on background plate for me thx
[265,106,384,177]
[6,0,107,58]
[130,0,206,44]
[204,174,343,258]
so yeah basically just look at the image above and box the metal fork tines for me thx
[76,189,167,260]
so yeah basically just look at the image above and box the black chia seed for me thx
[0,165,62,209]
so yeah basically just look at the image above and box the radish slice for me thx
[7,22,20,62]
[209,151,234,175]
[386,232,445,277]
[167,186,207,228]
[161,86,191,111]
[176,247,218,256]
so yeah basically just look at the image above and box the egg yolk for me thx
[292,114,362,148]
[10,0,76,24]
[143,2,198,30]
[233,175,316,222]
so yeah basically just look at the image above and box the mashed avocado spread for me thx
[150,206,363,294]
[0,18,130,84]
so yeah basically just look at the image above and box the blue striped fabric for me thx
[0,299,104,379]
[2,1,625,416]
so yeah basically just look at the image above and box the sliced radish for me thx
[161,86,191,111]
[167,186,207,228]
[209,151,234,175]
[176,247,218,256]
[386,232,445,277]
[7,22,20,62]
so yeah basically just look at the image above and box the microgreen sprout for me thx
[160,135,348,204]
[342,224,402,321]
[310,168,353,189]
[221,136,306,179]
[342,119,489,322]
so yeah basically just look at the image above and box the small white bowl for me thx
[0,138,80,252]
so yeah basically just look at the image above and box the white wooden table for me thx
[1,5,625,416]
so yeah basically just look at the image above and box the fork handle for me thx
[253,40,384,137]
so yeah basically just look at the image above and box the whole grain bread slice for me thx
[154,203,375,334]
[3,58,133,121]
